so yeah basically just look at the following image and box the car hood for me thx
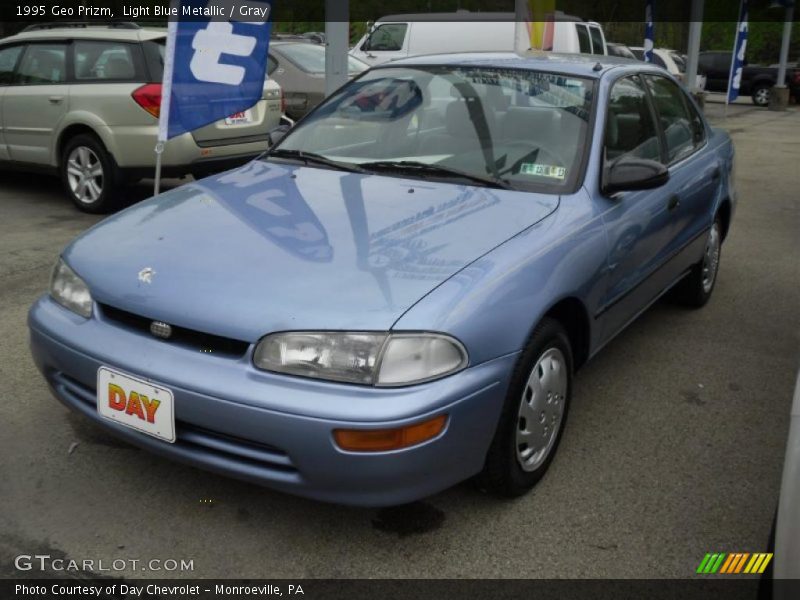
[65,161,559,342]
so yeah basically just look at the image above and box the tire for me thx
[60,133,122,213]
[672,217,723,308]
[478,317,573,497]
[752,83,772,107]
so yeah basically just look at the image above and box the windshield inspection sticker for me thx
[520,163,566,180]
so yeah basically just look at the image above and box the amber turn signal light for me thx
[333,414,448,452]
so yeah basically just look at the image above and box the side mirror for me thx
[603,156,669,195]
[267,124,291,147]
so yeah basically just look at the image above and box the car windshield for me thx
[277,43,368,74]
[270,66,594,192]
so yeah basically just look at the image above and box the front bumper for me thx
[29,296,515,506]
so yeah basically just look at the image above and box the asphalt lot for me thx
[1,104,799,579]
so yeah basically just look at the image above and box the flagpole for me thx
[155,5,179,196]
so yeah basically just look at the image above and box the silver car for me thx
[268,40,368,121]
[0,23,283,212]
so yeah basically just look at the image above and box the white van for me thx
[350,11,607,66]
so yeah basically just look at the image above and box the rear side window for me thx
[576,25,591,54]
[0,45,23,85]
[366,23,407,52]
[267,55,278,75]
[605,75,661,163]
[589,26,604,55]
[645,75,705,163]
[15,44,67,84]
[75,41,139,81]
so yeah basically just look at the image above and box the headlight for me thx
[253,332,468,386]
[50,258,92,318]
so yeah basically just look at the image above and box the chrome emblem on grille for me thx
[150,321,172,339]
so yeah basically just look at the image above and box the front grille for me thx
[53,372,297,474]
[99,303,250,358]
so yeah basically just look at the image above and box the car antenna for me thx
[593,62,603,72]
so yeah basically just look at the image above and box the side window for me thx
[645,75,703,163]
[366,24,408,52]
[589,26,604,56]
[267,55,278,75]
[605,75,661,163]
[576,25,591,54]
[0,45,23,85]
[15,44,67,85]
[75,41,137,81]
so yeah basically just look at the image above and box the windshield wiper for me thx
[359,160,513,190]
[265,149,367,173]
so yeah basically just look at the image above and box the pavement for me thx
[1,105,799,580]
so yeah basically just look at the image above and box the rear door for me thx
[3,41,70,165]
[0,44,24,160]
[643,73,718,267]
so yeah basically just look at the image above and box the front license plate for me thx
[97,367,175,443]
[224,110,253,125]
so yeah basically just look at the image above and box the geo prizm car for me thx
[29,53,735,506]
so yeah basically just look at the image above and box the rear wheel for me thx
[61,133,121,213]
[478,318,573,497]
[752,83,772,107]
[673,217,722,308]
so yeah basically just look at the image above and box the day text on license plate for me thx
[225,110,253,125]
[96,367,175,443]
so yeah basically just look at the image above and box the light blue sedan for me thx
[29,53,735,506]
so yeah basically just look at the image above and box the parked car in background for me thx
[29,53,735,506]
[630,46,706,89]
[350,11,607,65]
[699,51,800,106]
[0,23,283,212]
[268,40,368,120]
[606,42,637,60]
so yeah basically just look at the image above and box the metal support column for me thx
[324,0,350,97]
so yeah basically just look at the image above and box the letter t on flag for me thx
[154,0,273,195]
[727,0,749,105]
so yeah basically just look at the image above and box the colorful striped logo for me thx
[697,553,773,574]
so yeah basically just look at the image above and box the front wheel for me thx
[60,133,121,213]
[478,318,573,497]
[752,84,772,107]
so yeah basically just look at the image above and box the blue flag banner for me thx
[727,0,749,104]
[159,0,273,141]
[644,0,655,63]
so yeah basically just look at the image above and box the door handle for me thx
[667,195,681,211]
[48,96,64,104]
[711,167,721,181]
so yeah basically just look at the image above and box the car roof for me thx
[375,51,649,79]
[2,26,165,44]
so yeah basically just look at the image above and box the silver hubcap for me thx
[702,223,721,293]
[516,347,568,472]
[67,146,103,204]
[755,88,770,105]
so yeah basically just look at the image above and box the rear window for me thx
[75,41,139,81]
[589,26,604,55]
[576,25,591,54]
